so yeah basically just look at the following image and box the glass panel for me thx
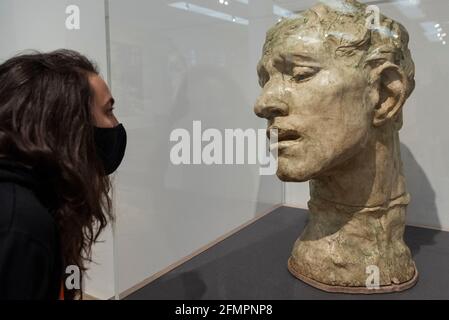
[108,0,284,295]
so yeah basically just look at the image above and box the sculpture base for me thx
[288,257,418,294]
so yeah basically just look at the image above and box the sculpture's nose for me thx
[254,83,288,119]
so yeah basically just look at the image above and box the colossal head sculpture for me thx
[254,0,417,293]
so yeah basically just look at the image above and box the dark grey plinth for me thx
[125,206,449,300]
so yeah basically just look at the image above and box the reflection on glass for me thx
[169,2,249,25]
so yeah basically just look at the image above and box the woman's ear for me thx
[370,61,407,127]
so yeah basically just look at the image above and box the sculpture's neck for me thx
[310,128,407,208]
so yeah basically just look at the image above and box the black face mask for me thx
[94,123,127,175]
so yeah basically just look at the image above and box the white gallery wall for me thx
[284,0,449,232]
[0,0,115,299]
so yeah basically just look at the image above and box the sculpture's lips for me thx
[267,127,302,142]
[267,127,302,151]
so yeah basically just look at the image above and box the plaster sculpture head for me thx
[255,0,414,183]
[254,0,417,293]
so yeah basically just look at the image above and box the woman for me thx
[0,49,126,299]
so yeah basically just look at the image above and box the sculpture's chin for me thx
[276,160,313,183]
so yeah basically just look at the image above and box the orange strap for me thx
[59,281,64,300]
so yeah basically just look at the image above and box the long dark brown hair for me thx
[0,49,112,299]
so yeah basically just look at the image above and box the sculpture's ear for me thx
[370,61,407,127]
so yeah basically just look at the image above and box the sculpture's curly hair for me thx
[0,49,113,300]
[263,0,415,101]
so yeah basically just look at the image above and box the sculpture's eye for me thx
[291,66,319,83]
[257,64,270,88]
[257,60,270,88]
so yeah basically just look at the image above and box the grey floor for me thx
[125,206,449,300]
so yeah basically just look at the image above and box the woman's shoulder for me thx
[0,181,58,251]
